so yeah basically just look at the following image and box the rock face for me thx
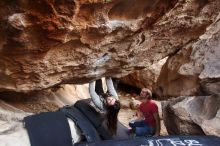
[157,13,220,136]
[119,57,167,89]
[155,13,220,98]
[0,84,90,113]
[162,94,220,136]
[1,0,220,138]
[1,0,220,92]
[0,84,90,146]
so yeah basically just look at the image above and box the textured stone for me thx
[155,13,220,98]
[119,57,167,89]
[0,0,219,92]
[162,94,220,136]
[0,84,88,146]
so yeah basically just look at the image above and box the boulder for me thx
[162,94,220,136]
[155,13,220,98]
[0,84,89,145]
[0,0,219,92]
[119,57,167,89]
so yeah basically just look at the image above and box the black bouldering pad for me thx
[24,111,73,146]
[113,121,130,140]
[60,106,101,142]
[75,135,220,146]
[74,100,130,140]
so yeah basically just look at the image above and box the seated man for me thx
[129,88,160,137]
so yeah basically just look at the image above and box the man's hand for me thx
[136,109,144,120]
[153,113,161,137]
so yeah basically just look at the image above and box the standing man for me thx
[129,88,160,137]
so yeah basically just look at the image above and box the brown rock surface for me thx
[162,94,220,136]
[0,84,90,113]
[154,11,220,137]
[1,0,220,92]
[0,84,89,146]
[119,57,167,89]
[155,13,220,98]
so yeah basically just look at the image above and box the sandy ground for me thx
[118,108,136,127]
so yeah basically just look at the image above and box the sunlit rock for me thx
[0,84,88,146]
[162,94,220,136]
[1,0,219,92]
[119,57,167,89]
[155,13,220,98]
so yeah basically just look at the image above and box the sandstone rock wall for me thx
[119,57,167,90]
[163,94,220,136]
[1,0,220,92]
[155,12,220,98]
[1,0,220,138]
[158,13,220,136]
[0,84,90,146]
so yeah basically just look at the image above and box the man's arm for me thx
[153,113,160,136]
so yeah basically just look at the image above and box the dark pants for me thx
[95,78,118,94]
[129,120,153,136]
[95,79,104,95]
